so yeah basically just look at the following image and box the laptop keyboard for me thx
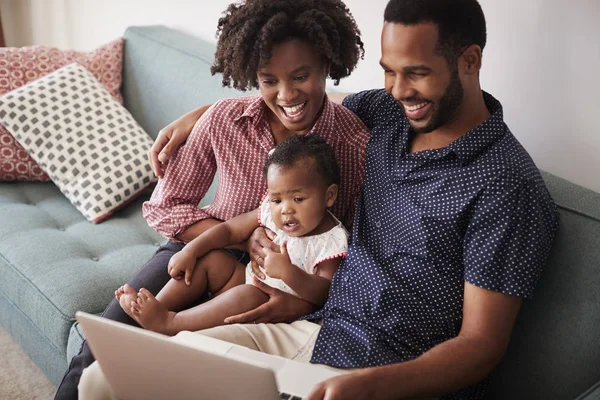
[279,392,303,400]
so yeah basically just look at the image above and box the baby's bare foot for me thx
[132,288,176,335]
[117,284,138,320]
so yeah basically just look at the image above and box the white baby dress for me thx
[245,197,349,297]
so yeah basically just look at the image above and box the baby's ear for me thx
[326,184,339,207]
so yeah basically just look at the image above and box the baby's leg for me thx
[132,283,269,335]
[155,249,245,312]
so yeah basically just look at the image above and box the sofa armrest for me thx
[576,381,600,400]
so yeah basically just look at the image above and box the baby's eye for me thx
[294,197,304,203]
[271,199,281,204]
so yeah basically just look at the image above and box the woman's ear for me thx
[326,184,338,207]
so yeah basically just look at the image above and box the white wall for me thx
[1,0,599,192]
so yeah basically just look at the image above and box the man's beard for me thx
[411,68,464,134]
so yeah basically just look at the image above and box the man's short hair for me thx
[384,0,486,63]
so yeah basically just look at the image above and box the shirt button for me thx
[343,276,349,282]
[91,257,99,262]
[391,184,398,190]
[324,310,331,318]
[375,221,381,228]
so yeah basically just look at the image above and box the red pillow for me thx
[0,38,124,181]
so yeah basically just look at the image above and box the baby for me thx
[116,134,348,335]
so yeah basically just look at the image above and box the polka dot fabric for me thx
[0,38,124,181]
[305,89,559,399]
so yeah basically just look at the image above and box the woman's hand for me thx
[224,278,316,324]
[247,227,279,279]
[149,104,211,178]
[167,250,197,286]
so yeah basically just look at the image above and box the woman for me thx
[56,1,370,398]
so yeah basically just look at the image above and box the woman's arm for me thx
[142,105,219,239]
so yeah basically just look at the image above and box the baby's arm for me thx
[168,209,259,282]
[183,209,259,259]
[262,244,341,306]
[282,257,341,306]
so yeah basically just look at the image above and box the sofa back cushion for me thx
[487,172,600,399]
[121,26,252,206]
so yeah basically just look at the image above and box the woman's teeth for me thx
[282,102,306,117]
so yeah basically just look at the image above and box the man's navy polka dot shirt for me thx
[306,89,559,399]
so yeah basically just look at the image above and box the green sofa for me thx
[0,26,598,399]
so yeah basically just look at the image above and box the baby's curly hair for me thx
[211,0,365,91]
[263,134,340,187]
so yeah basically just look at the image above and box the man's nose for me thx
[391,75,415,102]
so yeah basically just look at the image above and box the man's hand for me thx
[262,241,293,279]
[149,104,210,178]
[167,250,197,286]
[247,227,278,279]
[307,371,376,400]
[224,277,315,324]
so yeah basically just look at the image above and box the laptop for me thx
[76,311,343,400]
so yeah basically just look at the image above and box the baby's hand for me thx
[263,242,292,280]
[168,250,197,286]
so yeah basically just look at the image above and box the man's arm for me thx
[150,93,352,172]
[308,282,522,400]
[149,104,211,178]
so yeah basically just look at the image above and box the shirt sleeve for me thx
[310,225,349,272]
[463,173,559,298]
[342,89,388,129]
[142,103,220,240]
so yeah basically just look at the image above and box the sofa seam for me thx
[125,26,213,66]
[555,203,600,222]
[0,250,73,322]
[0,285,67,357]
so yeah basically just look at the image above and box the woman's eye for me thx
[294,75,308,82]
[262,80,276,86]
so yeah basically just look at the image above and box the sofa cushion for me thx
[0,182,165,356]
[0,38,124,182]
[486,172,600,399]
[0,63,156,223]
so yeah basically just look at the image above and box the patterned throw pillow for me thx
[0,38,124,181]
[0,63,156,223]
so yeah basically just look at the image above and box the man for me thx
[78,0,558,398]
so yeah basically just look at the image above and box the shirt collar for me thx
[233,94,335,135]
[446,91,508,165]
[233,95,265,122]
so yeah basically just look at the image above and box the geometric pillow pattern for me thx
[0,38,124,181]
[0,63,156,223]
